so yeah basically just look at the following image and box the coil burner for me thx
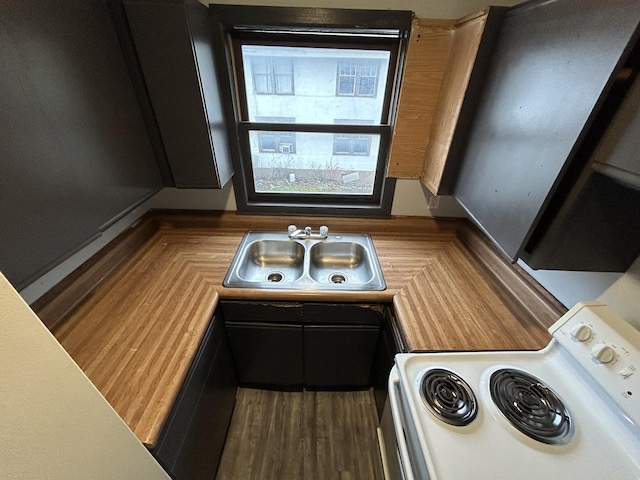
[490,369,572,445]
[420,368,478,426]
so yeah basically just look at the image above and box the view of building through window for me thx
[240,45,390,195]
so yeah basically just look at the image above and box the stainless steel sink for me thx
[308,242,374,285]
[223,231,386,291]
[236,239,305,283]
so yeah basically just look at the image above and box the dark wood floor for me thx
[215,388,384,480]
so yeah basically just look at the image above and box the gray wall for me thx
[0,0,163,289]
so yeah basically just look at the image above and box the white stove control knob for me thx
[570,323,592,342]
[591,343,616,364]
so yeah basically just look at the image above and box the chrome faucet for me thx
[288,225,329,239]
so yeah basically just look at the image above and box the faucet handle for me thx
[319,225,329,237]
[288,225,297,235]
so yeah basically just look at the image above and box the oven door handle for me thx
[388,371,417,480]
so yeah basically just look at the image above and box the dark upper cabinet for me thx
[453,0,640,270]
[123,0,233,188]
[522,172,640,271]
[522,70,640,272]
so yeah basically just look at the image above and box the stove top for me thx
[393,302,640,479]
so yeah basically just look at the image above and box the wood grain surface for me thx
[53,230,220,448]
[457,221,567,330]
[387,18,453,178]
[52,211,555,448]
[216,388,384,480]
[154,210,466,302]
[421,11,487,193]
[393,241,552,352]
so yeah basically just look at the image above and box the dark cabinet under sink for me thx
[303,303,384,388]
[220,301,385,389]
[222,302,304,388]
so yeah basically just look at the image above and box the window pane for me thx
[241,45,390,124]
[274,74,291,94]
[357,66,377,96]
[250,57,292,95]
[338,76,356,95]
[252,60,273,94]
[257,129,296,153]
[353,136,371,155]
[333,135,351,154]
[337,61,356,95]
[254,74,271,94]
[248,130,380,195]
[258,133,277,152]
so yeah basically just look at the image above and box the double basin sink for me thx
[223,231,386,291]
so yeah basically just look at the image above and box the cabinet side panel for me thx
[174,319,238,479]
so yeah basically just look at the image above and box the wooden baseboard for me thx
[457,220,567,330]
[153,209,465,235]
[32,213,159,330]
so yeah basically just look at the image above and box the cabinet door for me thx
[304,325,380,388]
[124,0,233,188]
[226,322,304,388]
[522,172,640,271]
[172,323,237,479]
[303,303,382,388]
[153,314,238,479]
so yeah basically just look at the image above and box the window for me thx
[337,61,380,97]
[251,57,294,95]
[239,45,389,197]
[256,117,296,153]
[333,120,373,155]
[333,134,371,155]
[211,6,411,216]
[257,131,296,153]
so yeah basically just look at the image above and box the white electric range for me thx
[380,301,640,479]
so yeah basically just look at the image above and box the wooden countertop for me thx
[52,211,560,448]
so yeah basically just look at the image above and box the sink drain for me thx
[329,273,347,284]
[266,272,284,283]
